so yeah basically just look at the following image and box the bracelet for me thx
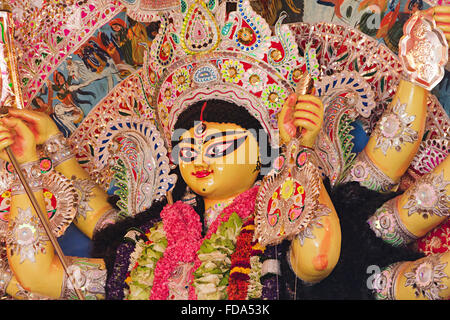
[371,261,403,300]
[346,149,398,193]
[43,133,74,167]
[60,256,107,300]
[367,197,418,247]
[373,254,450,300]
[261,259,281,277]
[10,160,44,196]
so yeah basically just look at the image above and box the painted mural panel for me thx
[28,9,159,136]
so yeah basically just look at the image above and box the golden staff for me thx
[0,3,85,300]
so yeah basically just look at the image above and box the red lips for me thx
[191,170,213,178]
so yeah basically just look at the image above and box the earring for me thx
[182,185,197,206]
[253,159,262,173]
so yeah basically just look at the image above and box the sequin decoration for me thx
[6,207,48,263]
[254,139,321,247]
[93,117,176,217]
[242,68,267,93]
[261,84,287,111]
[403,171,450,219]
[220,60,244,84]
[404,254,449,300]
[172,67,192,92]
[374,101,418,156]
[193,64,219,84]
[180,0,220,55]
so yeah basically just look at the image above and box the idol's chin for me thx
[188,180,217,198]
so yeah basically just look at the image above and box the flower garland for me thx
[192,212,243,299]
[226,217,265,300]
[227,217,256,299]
[189,186,260,299]
[124,222,168,300]
[150,201,203,300]
[119,186,261,300]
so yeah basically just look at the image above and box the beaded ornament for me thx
[144,0,308,152]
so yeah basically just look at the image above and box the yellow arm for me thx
[51,155,116,239]
[368,155,449,247]
[374,252,450,300]
[6,109,118,240]
[278,93,341,283]
[348,80,428,193]
[364,80,428,183]
[289,179,341,283]
[6,179,106,299]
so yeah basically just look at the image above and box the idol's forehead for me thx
[178,121,249,142]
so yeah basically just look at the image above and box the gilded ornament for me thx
[270,49,282,62]
[268,92,279,103]
[374,101,418,156]
[404,254,449,300]
[254,139,321,247]
[398,13,448,90]
[292,69,302,81]
[237,27,254,45]
[249,74,260,85]
[403,171,450,219]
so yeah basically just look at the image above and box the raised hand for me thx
[278,93,325,148]
[0,117,38,164]
[7,109,60,145]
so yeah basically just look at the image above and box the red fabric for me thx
[416,219,450,255]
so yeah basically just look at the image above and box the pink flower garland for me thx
[150,186,260,300]
[150,201,203,300]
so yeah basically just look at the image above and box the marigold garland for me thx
[188,186,260,299]
[227,218,255,300]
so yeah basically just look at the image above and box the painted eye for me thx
[179,147,198,162]
[204,136,247,158]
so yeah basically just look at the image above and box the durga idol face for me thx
[177,121,260,201]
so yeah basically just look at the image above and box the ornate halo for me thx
[145,0,307,152]
[0,165,78,239]
[93,117,176,217]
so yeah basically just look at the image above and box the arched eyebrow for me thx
[203,130,247,144]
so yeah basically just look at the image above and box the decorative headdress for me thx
[145,0,308,153]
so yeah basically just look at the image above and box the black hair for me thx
[173,99,278,177]
[171,99,278,232]
[174,99,264,134]
[92,99,276,264]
